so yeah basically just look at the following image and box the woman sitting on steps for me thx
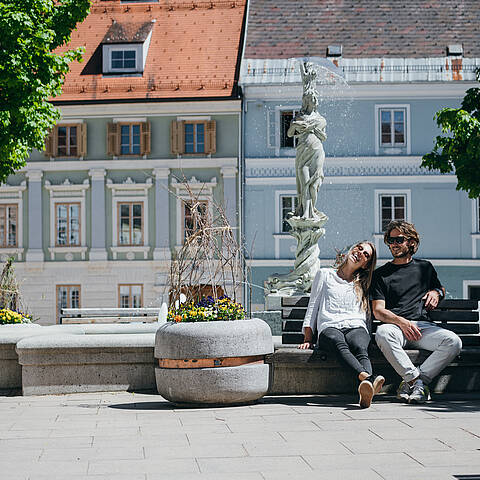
[298,241,385,408]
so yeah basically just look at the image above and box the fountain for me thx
[265,60,343,299]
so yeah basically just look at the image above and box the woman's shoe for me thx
[358,379,374,408]
[372,375,385,395]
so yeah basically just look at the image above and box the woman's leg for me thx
[344,327,373,376]
[318,327,369,377]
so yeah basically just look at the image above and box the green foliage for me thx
[0,0,90,182]
[422,70,480,199]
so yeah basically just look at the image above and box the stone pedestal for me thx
[266,212,328,295]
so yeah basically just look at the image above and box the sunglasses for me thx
[386,236,407,245]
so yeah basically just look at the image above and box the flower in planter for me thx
[0,308,32,325]
[167,295,245,323]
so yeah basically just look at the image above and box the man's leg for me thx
[408,321,462,385]
[375,323,420,382]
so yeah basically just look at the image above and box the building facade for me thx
[2,0,246,323]
[240,0,480,310]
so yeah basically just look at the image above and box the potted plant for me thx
[154,179,273,405]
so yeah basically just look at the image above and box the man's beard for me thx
[392,248,410,258]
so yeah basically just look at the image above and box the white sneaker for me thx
[396,380,412,403]
[409,379,431,404]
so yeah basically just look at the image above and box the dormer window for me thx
[111,49,136,71]
[102,20,154,75]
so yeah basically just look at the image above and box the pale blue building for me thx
[240,0,480,310]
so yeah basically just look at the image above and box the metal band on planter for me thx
[158,355,265,369]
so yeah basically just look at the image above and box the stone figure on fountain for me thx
[266,61,328,295]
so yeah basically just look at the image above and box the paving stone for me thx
[144,443,247,458]
[39,446,145,461]
[197,456,312,473]
[341,438,452,454]
[186,431,285,445]
[408,450,480,467]
[146,473,262,480]
[261,468,384,480]
[243,439,351,456]
[227,420,321,433]
[89,458,199,475]
[304,452,420,469]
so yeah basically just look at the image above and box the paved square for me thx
[1,391,480,479]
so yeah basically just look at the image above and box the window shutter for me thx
[140,122,151,155]
[44,129,55,157]
[205,120,216,154]
[107,123,119,156]
[268,110,277,148]
[170,120,185,155]
[79,123,87,157]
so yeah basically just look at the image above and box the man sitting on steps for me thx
[371,220,462,404]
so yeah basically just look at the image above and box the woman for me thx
[299,241,384,408]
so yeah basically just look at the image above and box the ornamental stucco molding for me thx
[246,156,444,178]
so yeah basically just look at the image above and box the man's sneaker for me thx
[409,379,431,404]
[372,375,385,395]
[396,380,412,403]
[358,379,374,409]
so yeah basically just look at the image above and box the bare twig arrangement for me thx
[168,175,248,307]
[0,257,20,310]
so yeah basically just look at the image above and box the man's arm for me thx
[372,299,422,341]
[422,263,444,310]
[298,326,314,350]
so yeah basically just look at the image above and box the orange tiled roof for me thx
[54,0,246,102]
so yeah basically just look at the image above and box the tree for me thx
[422,70,480,199]
[0,0,90,182]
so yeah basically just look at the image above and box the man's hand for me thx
[398,317,422,341]
[298,342,313,350]
[423,290,440,311]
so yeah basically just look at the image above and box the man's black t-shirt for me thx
[370,258,442,321]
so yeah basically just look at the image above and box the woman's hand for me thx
[298,342,313,350]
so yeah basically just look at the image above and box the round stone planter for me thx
[154,318,273,405]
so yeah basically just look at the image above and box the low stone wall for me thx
[267,346,480,395]
[17,333,156,395]
[0,323,160,392]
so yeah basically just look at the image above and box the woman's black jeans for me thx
[317,326,372,377]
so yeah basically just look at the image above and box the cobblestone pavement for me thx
[1,390,480,480]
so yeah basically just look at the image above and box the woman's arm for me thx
[298,270,324,349]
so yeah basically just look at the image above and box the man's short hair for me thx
[383,220,420,254]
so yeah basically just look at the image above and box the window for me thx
[111,50,136,70]
[280,195,297,232]
[107,122,150,157]
[468,285,480,300]
[185,123,205,154]
[120,124,141,155]
[119,284,143,308]
[57,285,80,323]
[0,205,17,247]
[280,110,297,148]
[55,203,80,246]
[379,194,406,232]
[380,108,406,146]
[118,202,143,246]
[57,126,78,156]
[44,124,86,158]
[170,120,216,155]
[183,201,208,239]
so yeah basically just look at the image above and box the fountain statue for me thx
[266,61,328,295]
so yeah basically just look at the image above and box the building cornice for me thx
[243,82,477,101]
[55,100,242,118]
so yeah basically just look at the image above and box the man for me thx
[371,220,462,403]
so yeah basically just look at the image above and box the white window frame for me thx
[373,189,411,253]
[471,198,480,258]
[171,176,216,248]
[45,180,89,260]
[273,190,298,259]
[462,280,480,301]
[106,177,152,260]
[268,106,301,156]
[0,183,26,261]
[56,284,81,323]
[374,104,411,155]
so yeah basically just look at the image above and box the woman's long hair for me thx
[334,241,377,312]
